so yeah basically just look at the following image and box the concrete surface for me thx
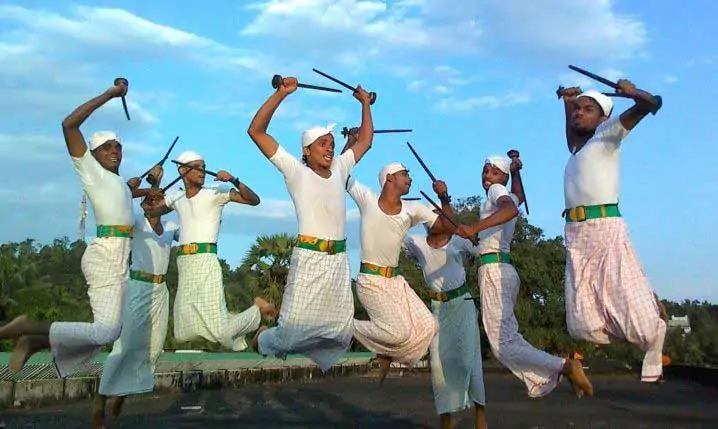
[0,371,715,428]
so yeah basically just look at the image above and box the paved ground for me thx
[1,371,716,428]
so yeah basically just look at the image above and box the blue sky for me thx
[1,1,716,302]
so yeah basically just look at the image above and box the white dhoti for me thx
[175,253,261,350]
[258,247,354,372]
[49,237,130,378]
[353,273,437,364]
[429,289,486,415]
[564,217,666,382]
[98,278,169,396]
[479,263,565,397]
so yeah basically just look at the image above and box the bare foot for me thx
[376,354,392,384]
[91,395,107,429]
[252,326,269,353]
[0,314,30,339]
[564,359,594,398]
[108,395,126,418]
[253,297,278,319]
[10,335,37,373]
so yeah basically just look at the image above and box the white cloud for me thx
[664,75,678,84]
[434,85,451,94]
[407,80,426,92]
[240,0,647,64]
[434,91,532,112]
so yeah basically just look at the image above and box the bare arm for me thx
[463,197,518,237]
[509,159,526,206]
[427,180,456,235]
[143,200,174,218]
[247,78,297,159]
[61,81,127,158]
[340,128,358,155]
[617,80,654,131]
[559,87,582,153]
[228,179,260,206]
[348,87,374,164]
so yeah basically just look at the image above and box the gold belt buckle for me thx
[183,243,199,254]
[569,206,587,222]
[435,291,448,302]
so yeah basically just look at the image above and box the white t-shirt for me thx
[477,184,519,254]
[164,187,231,245]
[564,115,630,209]
[403,234,479,292]
[269,145,355,240]
[130,214,179,275]
[72,150,133,226]
[347,177,438,267]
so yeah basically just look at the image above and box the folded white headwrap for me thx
[485,156,510,175]
[577,90,613,117]
[379,162,408,188]
[301,123,336,148]
[176,150,203,164]
[89,131,120,150]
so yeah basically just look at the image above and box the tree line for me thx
[1,195,716,368]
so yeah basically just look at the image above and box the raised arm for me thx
[616,79,654,131]
[559,86,582,153]
[61,79,128,158]
[509,157,526,206]
[347,87,374,164]
[214,170,260,206]
[247,77,298,159]
[427,180,456,235]
[129,166,165,199]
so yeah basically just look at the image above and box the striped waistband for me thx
[297,234,346,255]
[359,262,399,278]
[130,270,166,284]
[97,225,134,238]
[177,242,217,256]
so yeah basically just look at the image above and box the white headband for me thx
[88,131,120,150]
[485,156,510,175]
[577,90,614,117]
[301,123,336,148]
[176,150,203,164]
[379,162,408,188]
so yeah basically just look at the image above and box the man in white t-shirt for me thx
[0,79,140,378]
[246,76,374,371]
[559,82,667,383]
[144,150,276,351]
[403,205,487,429]
[92,168,178,427]
[346,162,456,383]
[457,155,593,399]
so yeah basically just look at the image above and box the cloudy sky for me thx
[1,1,716,302]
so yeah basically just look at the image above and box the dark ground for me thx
[0,370,716,428]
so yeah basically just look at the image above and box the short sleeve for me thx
[346,176,373,208]
[333,148,357,182]
[71,150,106,187]
[594,115,630,151]
[213,186,232,206]
[269,145,302,179]
[164,190,184,210]
[409,202,439,229]
[487,184,518,207]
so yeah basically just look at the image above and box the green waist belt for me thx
[480,252,510,265]
[130,270,166,284]
[562,203,621,223]
[297,234,346,255]
[359,262,400,278]
[177,242,217,256]
[97,225,134,239]
[429,283,468,302]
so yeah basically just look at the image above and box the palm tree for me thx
[240,233,297,307]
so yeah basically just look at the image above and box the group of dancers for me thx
[0,73,668,429]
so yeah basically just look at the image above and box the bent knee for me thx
[94,322,122,345]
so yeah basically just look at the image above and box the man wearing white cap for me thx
[456,155,593,399]
[0,79,141,378]
[92,168,177,427]
[559,81,667,383]
[246,76,374,371]
[402,202,488,429]
[346,162,456,383]
[144,150,276,351]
